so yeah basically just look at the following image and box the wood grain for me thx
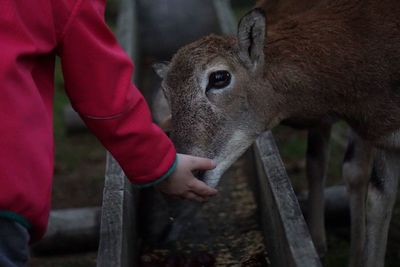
[97,0,140,265]
[254,131,322,267]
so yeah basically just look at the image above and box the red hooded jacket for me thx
[0,0,176,241]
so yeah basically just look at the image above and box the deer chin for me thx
[161,131,255,243]
[202,130,256,188]
[202,168,224,188]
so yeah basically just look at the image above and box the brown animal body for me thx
[162,1,400,151]
[263,0,400,142]
[154,1,400,267]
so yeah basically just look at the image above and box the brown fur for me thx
[262,0,400,141]
[256,0,322,24]
[167,0,400,144]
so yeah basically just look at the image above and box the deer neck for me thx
[262,36,339,128]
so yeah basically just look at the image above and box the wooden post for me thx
[254,131,323,267]
[96,0,140,266]
[213,0,237,34]
[97,156,139,267]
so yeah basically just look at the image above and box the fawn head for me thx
[154,9,279,187]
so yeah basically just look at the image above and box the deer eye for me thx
[206,70,231,91]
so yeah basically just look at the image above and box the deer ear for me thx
[237,8,266,70]
[152,62,170,79]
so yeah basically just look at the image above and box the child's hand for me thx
[155,154,218,202]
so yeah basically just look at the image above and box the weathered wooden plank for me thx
[116,0,139,66]
[254,131,322,267]
[97,0,139,266]
[97,155,139,267]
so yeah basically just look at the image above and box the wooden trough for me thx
[97,1,322,266]
[254,132,322,267]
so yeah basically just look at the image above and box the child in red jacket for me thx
[0,0,217,265]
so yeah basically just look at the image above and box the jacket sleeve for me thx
[56,0,176,186]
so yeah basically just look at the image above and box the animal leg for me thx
[363,150,400,267]
[342,132,374,267]
[305,123,332,257]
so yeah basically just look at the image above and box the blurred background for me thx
[28,0,400,266]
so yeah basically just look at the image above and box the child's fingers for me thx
[188,178,218,196]
[185,155,216,171]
